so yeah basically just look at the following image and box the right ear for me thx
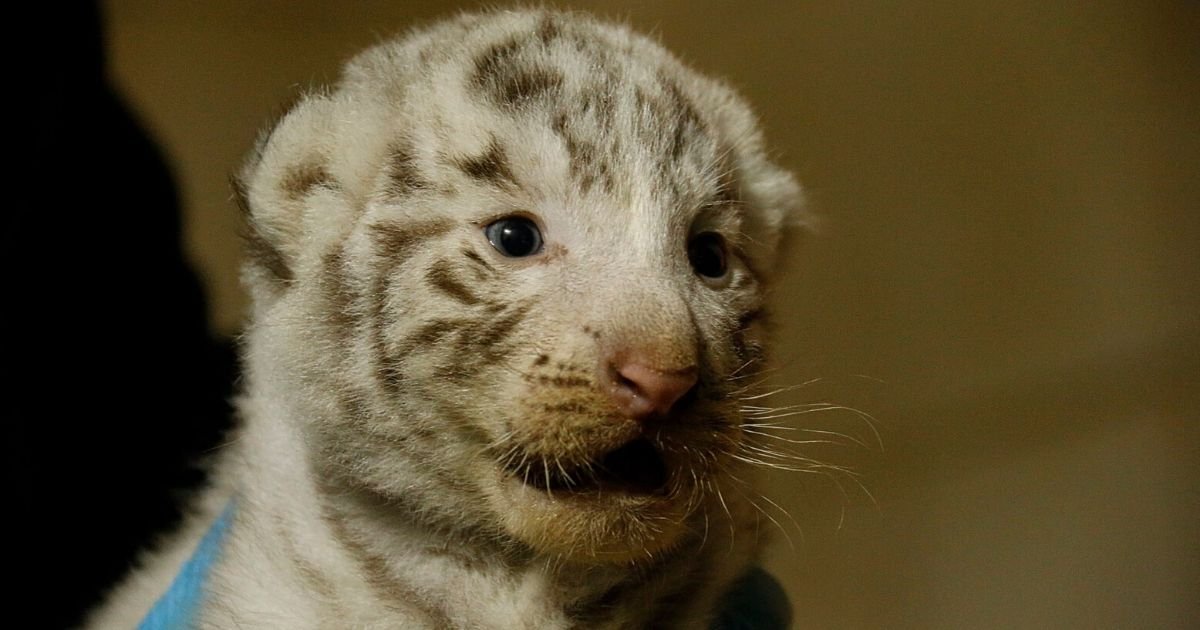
[233,93,347,305]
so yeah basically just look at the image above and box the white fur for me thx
[87,9,804,629]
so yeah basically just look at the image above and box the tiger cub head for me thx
[236,10,805,563]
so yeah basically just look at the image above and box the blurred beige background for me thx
[105,1,1198,627]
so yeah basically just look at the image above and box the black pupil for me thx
[688,233,727,278]
[486,217,542,257]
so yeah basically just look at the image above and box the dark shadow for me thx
[11,3,236,627]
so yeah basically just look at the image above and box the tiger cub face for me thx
[237,10,803,563]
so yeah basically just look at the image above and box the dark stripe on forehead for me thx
[632,76,711,185]
[501,66,564,106]
[472,36,564,108]
[581,81,619,134]
[473,37,522,85]
[553,113,603,194]
[662,79,704,161]
[456,140,517,188]
[426,259,481,305]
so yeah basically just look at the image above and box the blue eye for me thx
[484,216,543,257]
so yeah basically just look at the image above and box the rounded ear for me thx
[233,93,352,305]
[697,79,814,278]
[737,156,813,280]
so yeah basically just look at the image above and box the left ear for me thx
[698,79,815,276]
[737,154,813,278]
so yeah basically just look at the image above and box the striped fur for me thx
[87,9,806,630]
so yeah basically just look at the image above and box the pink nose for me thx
[609,360,698,420]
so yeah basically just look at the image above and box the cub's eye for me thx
[688,232,728,279]
[484,216,543,257]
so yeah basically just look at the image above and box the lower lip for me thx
[504,473,671,505]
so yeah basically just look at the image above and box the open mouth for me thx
[511,438,670,496]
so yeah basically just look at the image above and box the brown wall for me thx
[106,1,1199,627]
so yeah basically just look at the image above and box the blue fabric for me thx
[138,502,235,630]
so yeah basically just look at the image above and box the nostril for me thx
[614,370,639,392]
[610,362,698,420]
[608,365,651,419]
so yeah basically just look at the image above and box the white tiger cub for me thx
[88,9,805,629]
